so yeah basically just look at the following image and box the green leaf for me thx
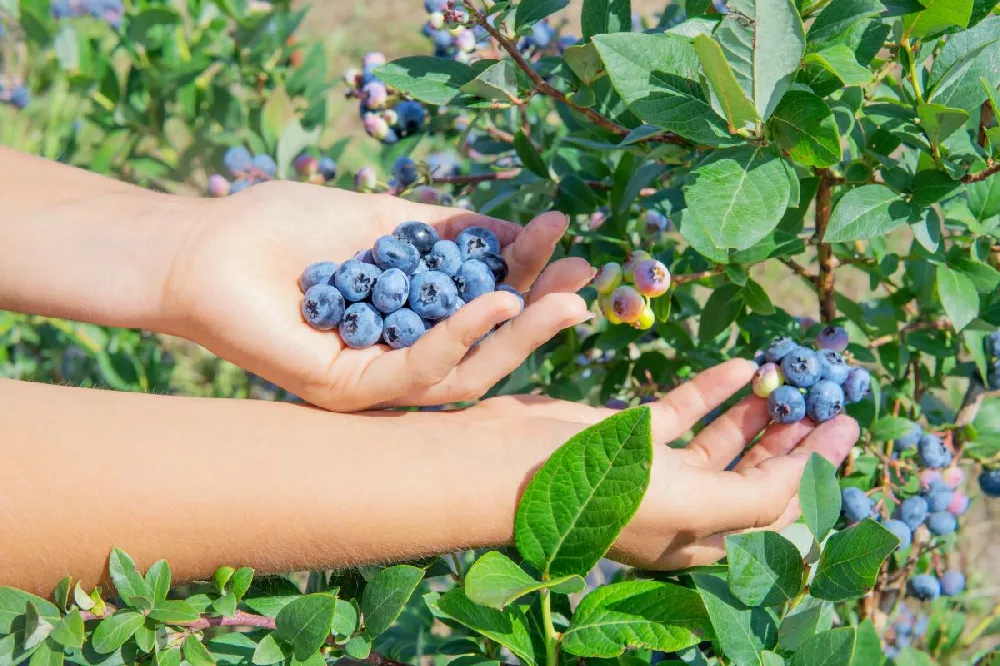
[823,185,912,242]
[593,33,739,146]
[231,567,254,600]
[854,620,886,666]
[564,43,604,84]
[465,552,584,609]
[374,57,477,105]
[799,453,842,541]
[361,565,424,637]
[274,594,338,661]
[692,574,777,666]
[24,601,53,651]
[743,279,776,315]
[904,0,973,39]
[790,627,857,666]
[91,611,144,654]
[276,119,322,180]
[807,0,883,46]
[514,131,549,178]
[677,210,730,263]
[770,90,842,167]
[810,519,900,602]
[331,599,359,637]
[0,588,60,633]
[435,590,537,666]
[916,103,970,146]
[515,0,569,29]
[700,284,744,341]
[344,634,371,660]
[928,17,1000,113]
[28,639,63,666]
[693,35,760,132]
[49,611,84,649]
[936,265,980,331]
[461,61,525,102]
[684,145,792,249]
[910,170,964,206]
[148,600,200,624]
[778,598,834,652]
[251,634,289,666]
[144,561,170,604]
[182,635,216,666]
[713,0,806,120]
[514,408,652,579]
[581,0,632,40]
[967,170,1000,220]
[53,579,71,614]
[562,581,711,657]
[725,532,804,607]
[127,6,180,42]
[260,86,295,152]
[803,46,874,86]
[108,549,151,607]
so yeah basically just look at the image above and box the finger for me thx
[502,212,569,293]
[683,396,771,470]
[525,258,597,306]
[734,419,819,471]
[647,359,758,444]
[354,291,523,407]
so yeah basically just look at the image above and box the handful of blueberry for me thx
[298,223,521,350]
[753,327,872,424]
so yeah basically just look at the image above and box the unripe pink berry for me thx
[362,52,386,69]
[455,29,476,52]
[599,294,622,325]
[943,467,965,489]
[623,250,652,283]
[409,186,441,205]
[632,259,671,298]
[207,174,230,197]
[947,491,969,516]
[428,11,445,29]
[354,166,378,192]
[294,154,318,178]
[753,362,784,398]
[610,286,645,324]
[920,469,943,488]
[383,108,399,126]
[343,68,360,87]
[362,82,388,109]
[363,113,391,140]
[633,303,655,330]
[593,263,623,294]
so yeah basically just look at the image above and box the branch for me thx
[814,170,836,322]
[962,162,1000,183]
[673,269,723,285]
[867,320,949,349]
[780,257,817,283]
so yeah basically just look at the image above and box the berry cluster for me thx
[343,52,427,145]
[422,0,488,63]
[208,147,277,196]
[0,82,30,109]
[753,327,872,424]
[49,0,124,27]
[298,223,521,350]
[884,605,930,659]
[592,252,671,331]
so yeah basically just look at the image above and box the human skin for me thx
[0,147,594,411]
[0,360,858,596]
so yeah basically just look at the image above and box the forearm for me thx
[0,379,541,596]
[0,147,204,332]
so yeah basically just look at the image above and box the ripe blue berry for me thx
[393,156,419,187]
[454,259,496,301]
[394,221,440,255]
[927,511,957,536]
[898,496,929,530]
[910,575,941,601]
[841,486,873,522]
[606,399,629,410]
[339,303,384,349]
[355,248,377,265]
[334,259,383,302]
[10,86,30,109]
[816,325,849,352]
[780,346,823,389]
[496,284,525,312]
[918,434,950,468]
[301,285,346,331]
[409,271,460,320]
[883,519,912,551]
[456,226,501,261]
[317,157,337,182]
[764,336,797,363]
[843,367,872,403]
[817,349,850,384]
[298,261,340,293]
[395,100,427,135]
[230,179,252,194]
[924,481,954,512]
[805,380,845,423]
[986,330,1000,357]
[988,358,1000,391]
[980,468,1000,497]
[425,240,463,275]
[767,386,806,423]
[252,154,277,179]
[894,421,923,452]
[372,268,410,314]
[383,308,426,349]
[478,252,509,283]
[940,570,965,596]
[224,146,252,176]
[373,235,421,274]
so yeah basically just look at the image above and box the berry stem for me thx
[540,588,559,666]
[814,170,836,322]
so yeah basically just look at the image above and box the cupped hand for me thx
[461,359,860,569]
[164,182,594,412]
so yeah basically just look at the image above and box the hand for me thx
[165,182,595,411]
[453,359,859,569]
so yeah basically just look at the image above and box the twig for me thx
[780,257,817,283]
[815,171,836,322]
[673,269,723,285]
[867,320,949,348]
[962,162,1000,183]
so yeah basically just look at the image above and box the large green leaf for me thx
[692,574,777,666]
[770,90,842,167]
[916,103,970,146]
[810,520,899,602]
[927,17,1000,113]
[581,0,632,40]
[593,33,739,146]
[693,35,760,131]
[778,597,834,652]
[803,45,874,86]
[514,408,652,579]
[726,532,803,607]
[967,170,1000,220]
[435,590,537,666]
[274,594,337,661]
[464,552,584,609]
[361,566,424,637]
[699,283,743,341]
[108,548,151,606]
[823,185,913,242]
[684,145,792,249]
[790,627,857,666]
[374,57,477,105]
[713,0,806,120]
[910,170,964,206]
[561,581,712,657]
[807,0,884,46]
[936,265,980,331]
[515,0,569,29]
[0,589,60,634]
[91,611,144,654]
[799,454,842,541]
[854,620,886,666]
[904,0,973,39]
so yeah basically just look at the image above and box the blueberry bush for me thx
[3,0,1000,664]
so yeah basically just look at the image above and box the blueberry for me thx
[924,481,953,512]
[252,154,277,179]
[454,259,496,301]
[910,575,941,601]
[339,303,384,349]
[393,156,419,187]
[317,157,337,182]
[752,362,784,398]
[9,85,30,109]
[382,308,427,349]
[918,434,950,468]
[780,346,823,389]
[985,330,1000,357]
[841,486,873,522]
[230,179,252,194]
[373,235,421,274]
[413,259,428,274]
[816,326,849,352]
[395,100,427,135]
[927,511,957,536]
[593,263,624,294]
[207,174,230,197]
[764,336,797,363]
[940,570,965,596]
[496,284,524,312]
[394,221,440,255]
[980,468,1000,497]
[355,248,377,265]
[409,271,460,320]
[767,386,806,423]
[988,358,1000,391]
[805,380,845,423]
[456,226,501,261]
[897,496,928,530]
[947,491,970,516]
[478,252,509,283]
[372,268,410,314]
[606,399,629,410]
[301,285,346,331]
[894,421,923,452]
[224,146,252,176]
[817,349,850,384]
[334,259,383,302]
[843,367,872,403]
[425,240,463,276]
[298,261,340,293]
[883,519,912,551]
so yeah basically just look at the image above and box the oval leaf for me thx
[725,532,804,607]
[361,565,424,637]
[810,520,900,602]
[823,185,912,243]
